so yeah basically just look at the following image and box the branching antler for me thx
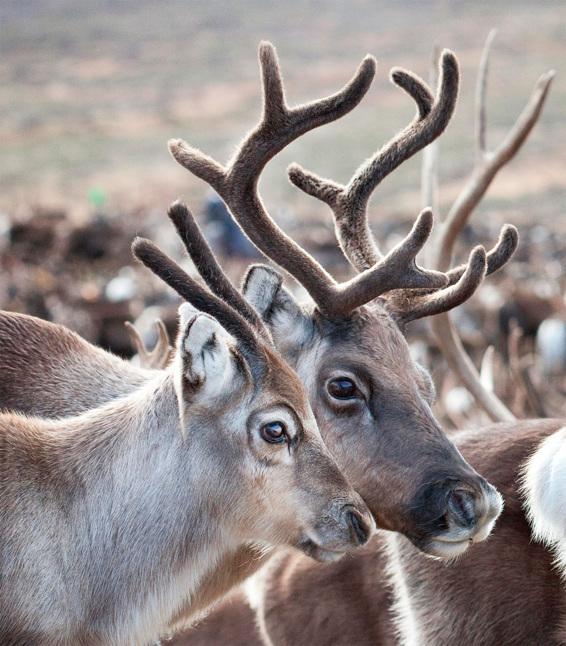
[287,48,458,271]
[125,319,173,370]
[132,204,274,370]
[169,41,449,317]
[167,200,274,344]
[425,31,554,422]
[284,45,511,322]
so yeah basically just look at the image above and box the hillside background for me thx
[1,0,564,230]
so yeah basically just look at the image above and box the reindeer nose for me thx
[447,489,477,529]
[343,506,372,546]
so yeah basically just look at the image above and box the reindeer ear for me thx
[241,264,284,319]
[177,306,237,396]
[179,302,200,329]
[242,264,312,349]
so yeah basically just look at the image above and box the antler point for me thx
[362,55,377,74]
[471,244,488,265]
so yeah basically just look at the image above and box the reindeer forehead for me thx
[318,305,411,363]
[261,349,311,413]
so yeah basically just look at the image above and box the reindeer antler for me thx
[125,319,173,370]
[287,45,519,321]
[133,238,273,378]
[167,200,274,344]
[425,31,554,422]
[132,204,274,369]
[287,48,459,271]
[169,41,449,317]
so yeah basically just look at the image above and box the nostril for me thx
[347,511,369,546]
[448,490,476,529]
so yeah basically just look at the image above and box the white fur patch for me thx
[178,302,200,328]
[523,427,566,550]
[183,316,235,395]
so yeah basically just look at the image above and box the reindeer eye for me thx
[328,377,357,400]
[260,421,287,443]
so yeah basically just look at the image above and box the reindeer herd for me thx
[0,38,563,646]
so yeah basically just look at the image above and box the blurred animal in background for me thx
[204,188,260,258]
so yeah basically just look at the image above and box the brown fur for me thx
[164,591,262,646]
[182,419,566,646]
[0,310,153,417]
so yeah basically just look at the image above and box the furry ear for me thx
[242,265,313,351]
[179,302,200,329]
[176,306,238,398]
[241,264,284,320]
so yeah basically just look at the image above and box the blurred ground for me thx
[1,0,564,224]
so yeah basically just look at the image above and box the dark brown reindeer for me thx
[0,223,375,645]
[1,43,506,563]
[175,36,564,646]
[168,41,511,557]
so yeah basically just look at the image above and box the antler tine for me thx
[132,238,266,362]
[169,41,376,193]
[287,49,459,272]
[432,34,554,272]
[170,42,448,316]
[167,199,273,344]
[125,320,173,370]
[446,223,518,285]
[391,245,487,324]
[475,29,497,159]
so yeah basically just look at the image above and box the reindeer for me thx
[169,36,565,646]
[0,223,375,646]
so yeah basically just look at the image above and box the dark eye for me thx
[328,377,357,400]
[260,421,287,443]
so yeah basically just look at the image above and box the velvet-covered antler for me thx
[169,41,449,317]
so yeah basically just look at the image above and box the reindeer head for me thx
[132,225,375,562]
[243,267,504,557]
[167,42,519,556]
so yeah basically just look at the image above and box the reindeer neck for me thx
[0,369,245,642]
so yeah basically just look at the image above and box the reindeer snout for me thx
[343,506,373,546]
[300,496,375,562]
[444,479,503,542]
[409,474,503,557]
[447,489,477,529]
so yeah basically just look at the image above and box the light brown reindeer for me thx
[0,225,375,646]
[0,42,506,562]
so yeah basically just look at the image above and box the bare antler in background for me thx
[125,319,173,370]
[424,29,555,422]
